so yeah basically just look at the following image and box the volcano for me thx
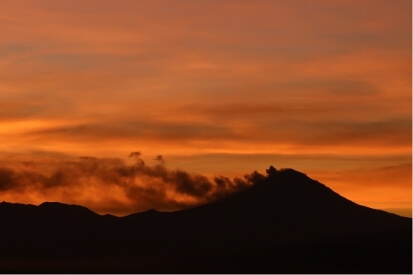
[0,167,411,273]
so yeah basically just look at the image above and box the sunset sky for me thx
[0,0,411,217]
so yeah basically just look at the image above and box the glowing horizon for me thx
[0,0,411,217]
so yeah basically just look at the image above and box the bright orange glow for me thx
[0,0,411,216]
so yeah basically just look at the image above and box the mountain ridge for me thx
[0,167,409,219]
[0,166,411,273]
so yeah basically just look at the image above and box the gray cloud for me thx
[259,118,412,147]
[26,120,239,143]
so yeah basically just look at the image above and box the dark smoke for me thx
[0,153,265,214]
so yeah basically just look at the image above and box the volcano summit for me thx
[0,167,411,273]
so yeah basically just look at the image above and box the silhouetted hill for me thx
[0,167,411,273]
[176,168,410,235]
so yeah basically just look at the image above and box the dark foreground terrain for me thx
[0,167,411,273]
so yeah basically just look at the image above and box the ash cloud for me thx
[0,153,264,215]
[0,168,16,191]
[154,155,165,163]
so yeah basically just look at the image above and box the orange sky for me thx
[0,0,411,217]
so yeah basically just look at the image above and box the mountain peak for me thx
[264,166,310,182]
[38,201,99,217]
[0,167,411,273]
[257,166,325,194]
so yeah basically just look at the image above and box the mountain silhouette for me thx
[0,167,411,273]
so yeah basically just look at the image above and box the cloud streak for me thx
[18,117,411,153]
